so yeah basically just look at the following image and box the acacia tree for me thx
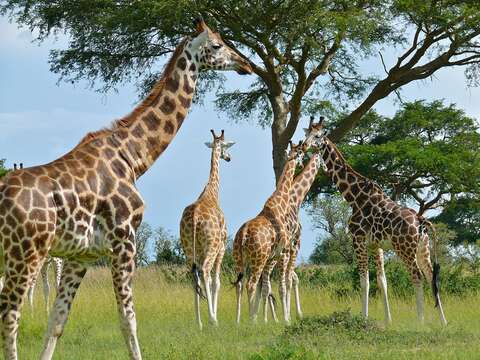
[2,1,480,180]
[308,100,480,216]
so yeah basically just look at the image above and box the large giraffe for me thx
[0,18,251,360]
[180,129,234,329]
[306,120,447,326]
[233,142,304,323]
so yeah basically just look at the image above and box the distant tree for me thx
[308,100,480,216]
[307,194,353,265]
[433,197,480,245]
[135,222,153,267]
[0,159,9,178]
[3,1,480,180]
[154,227,185,265]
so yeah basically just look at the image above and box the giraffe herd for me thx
[0,18,447,360]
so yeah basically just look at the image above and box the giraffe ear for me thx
[204,142,214,148]
[191,30,208,50]
[223,141,235,148]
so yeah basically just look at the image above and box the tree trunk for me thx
[269,97,290,183]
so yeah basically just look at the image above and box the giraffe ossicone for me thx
[0,18,251,360]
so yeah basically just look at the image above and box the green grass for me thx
[19,267,480,359]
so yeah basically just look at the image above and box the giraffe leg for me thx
[410,263,425,324]
[235,277,243,324]
[194,285,202,330]
[246,270,262,322]
[1,252,47,360]
[41,261,51,314]
[292,271,303,319]
[27,276,36,312]
[417,235,447,326]
[53,258,62,289]
[211,244,225,319]
[374,248,392,325]
[353,236,369,318]
[261,268,273,323]
[110,246,142,360]
[40,260,87,360]
[202,263,217,326]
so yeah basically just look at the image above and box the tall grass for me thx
[20,266,480,359]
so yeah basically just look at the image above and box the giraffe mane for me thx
[74,37,190,148]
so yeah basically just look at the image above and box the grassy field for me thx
[19,267,480,359]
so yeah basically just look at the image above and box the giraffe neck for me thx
[321,138,376,207]
[199,145,221,201]
[276,157,297,196]
[290,153,322,210]
[90,37,200,179]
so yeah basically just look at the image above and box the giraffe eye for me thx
[212,43,222,50]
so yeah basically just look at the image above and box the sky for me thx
[1,16,479,262]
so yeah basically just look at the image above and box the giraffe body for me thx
[307,121,447,326]
[233,143,304,323]
[0,19,251,360]
[180,130,234,328]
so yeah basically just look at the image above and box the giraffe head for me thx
[205,129,235,162]
[287,140,306,166]
[190,18,252,75]
[303,116,326,148]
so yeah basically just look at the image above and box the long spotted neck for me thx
[199,145,221,201]
[113,37,200,178]
[290,153,323,211]
[321,138,373,207]
[273,157,298,200]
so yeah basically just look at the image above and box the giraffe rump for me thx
[419,218,442,308]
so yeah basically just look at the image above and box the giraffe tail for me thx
[420,218,441,308]
[231,223,247,287]
[191,210,205,299]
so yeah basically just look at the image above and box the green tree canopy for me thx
[433,197,480,245]
[308,100,480,216]
[2,1,480,179]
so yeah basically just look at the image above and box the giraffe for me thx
[305,119,447,326]
[260,118,327,323]
[0,18,251,360]
[27,257,63,314]
[180,129,234,329]
[232,141,305,323]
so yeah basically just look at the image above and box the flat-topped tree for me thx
[0,19,250,360]
[2,1,480,180]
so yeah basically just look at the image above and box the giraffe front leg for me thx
[374,248,392,325]
[111,244,142,360]
[292,271,303,319]
[353,235,369,318]
[40,261,87,360]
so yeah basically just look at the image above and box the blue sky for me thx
[1,16,479,262]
